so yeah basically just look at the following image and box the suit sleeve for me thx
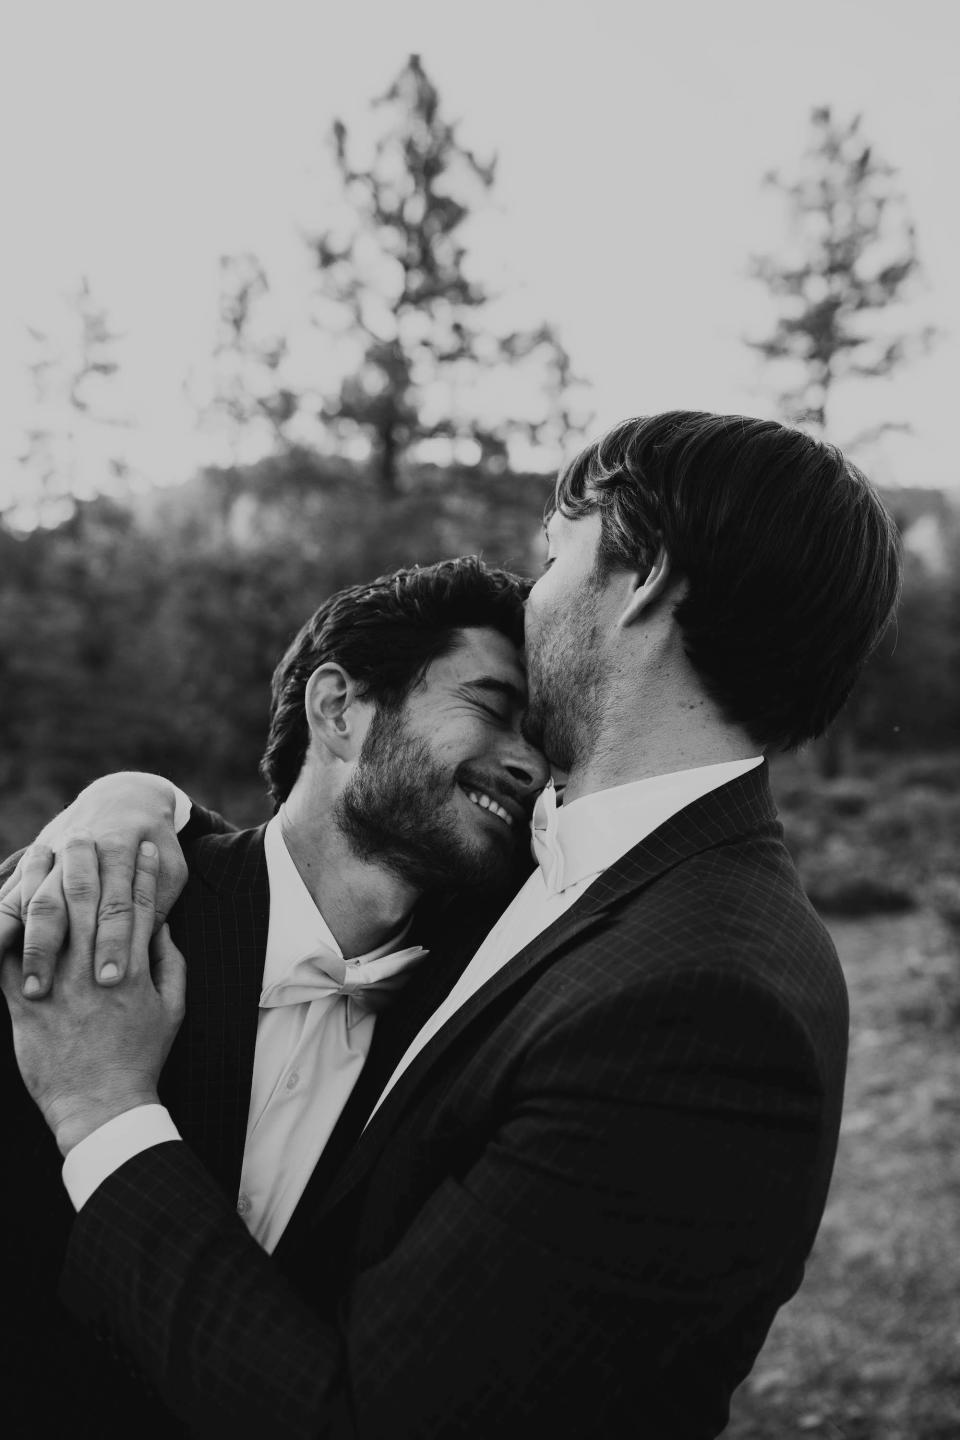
[58,961,831,1439]
[177,801,237,841]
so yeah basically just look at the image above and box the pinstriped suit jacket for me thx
[162,821,484,1232]
[1,810,496,1438]
[58,763,850,1439]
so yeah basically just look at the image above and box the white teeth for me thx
[464,790,513,826]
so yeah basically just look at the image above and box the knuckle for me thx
[132,882,156,910]
[26,891,63,921]
[0,894,21,923]
[62,874,99,900]
[24,843,54,866]
[98,833,136,864]
[20,939,53,970]
[97,898,134,925]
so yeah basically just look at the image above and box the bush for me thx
[773,757,960,919]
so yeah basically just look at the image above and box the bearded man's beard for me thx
[335,705,520,895]
[524,591,605,774]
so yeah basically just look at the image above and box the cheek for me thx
[525,583,563,654]
[431,722,487,772]
[524,585,551,648]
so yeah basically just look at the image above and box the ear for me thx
[617,546,674,629]
[304,664,366,759]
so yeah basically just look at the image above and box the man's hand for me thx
[0,835,186,1156]
[0,772,188,999]
[0,842,59,981]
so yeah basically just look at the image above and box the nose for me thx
[502,736,550,797]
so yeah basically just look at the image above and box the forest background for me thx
[1,7,959,1438]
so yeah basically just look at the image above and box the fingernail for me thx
[139,841,158,858]
[23,975,41,997]
[99,962,120,982]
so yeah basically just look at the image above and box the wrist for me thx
[87,772,178,824]
[47,1088,161,1157]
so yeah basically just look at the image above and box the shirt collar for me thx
[262,810,412,986]
[531,757,763,895]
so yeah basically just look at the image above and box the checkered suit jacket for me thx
[0,808,488,1438]
[57,763,849,1440]
[0,802,253,1438]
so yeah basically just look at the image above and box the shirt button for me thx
[285,1071,300,1090]
[237,1194,251,1216]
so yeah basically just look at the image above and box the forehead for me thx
[419,626,526,698]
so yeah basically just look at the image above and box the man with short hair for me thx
[1,556,546,1437]
[3,412,901,1439]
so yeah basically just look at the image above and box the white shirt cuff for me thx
[62,1104,182,1211]
[172,784,193,833]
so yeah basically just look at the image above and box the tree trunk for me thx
[376,425,400,497]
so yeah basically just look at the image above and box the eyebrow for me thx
[460,677,527,709]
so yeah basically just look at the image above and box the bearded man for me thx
[0,556,546,1438]
[3,412,901,1439]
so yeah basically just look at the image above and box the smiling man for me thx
[3,411,903,1440]
[2,555,546,1437]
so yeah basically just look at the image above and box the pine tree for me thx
[749,107,936,441]
[310,54,586,493]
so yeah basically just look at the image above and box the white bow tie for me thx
[531,781,565,895]
[259,944,429,1027]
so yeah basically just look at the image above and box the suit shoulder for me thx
[592,834,847,1059]
[182,822,266,869]
[172,825,268,917]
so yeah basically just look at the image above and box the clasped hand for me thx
[0,835,186,1157]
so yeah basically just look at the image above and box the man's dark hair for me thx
[260,556,529,806]
[554,411,902,751]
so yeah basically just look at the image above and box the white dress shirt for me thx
[64,809,424,1253]
[63,759,762,1214]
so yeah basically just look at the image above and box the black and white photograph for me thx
[1,3,957,1436]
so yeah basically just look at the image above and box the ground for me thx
[725,910,960,1440]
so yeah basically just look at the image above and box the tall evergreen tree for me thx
[749,107,936,441]
[309,54,586,492]
[749,108,938,775]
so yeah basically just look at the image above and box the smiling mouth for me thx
[461,787,514,827]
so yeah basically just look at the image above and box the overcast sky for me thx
[1,0,957,508]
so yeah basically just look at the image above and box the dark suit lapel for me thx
[313,761,779,1219]
[162,825,270,1199]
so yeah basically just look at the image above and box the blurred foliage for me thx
[15,277,131,525]
[774,751,960,916]
[1,444,958,867]
[0,451,551,848]
[772,750,960,1031]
